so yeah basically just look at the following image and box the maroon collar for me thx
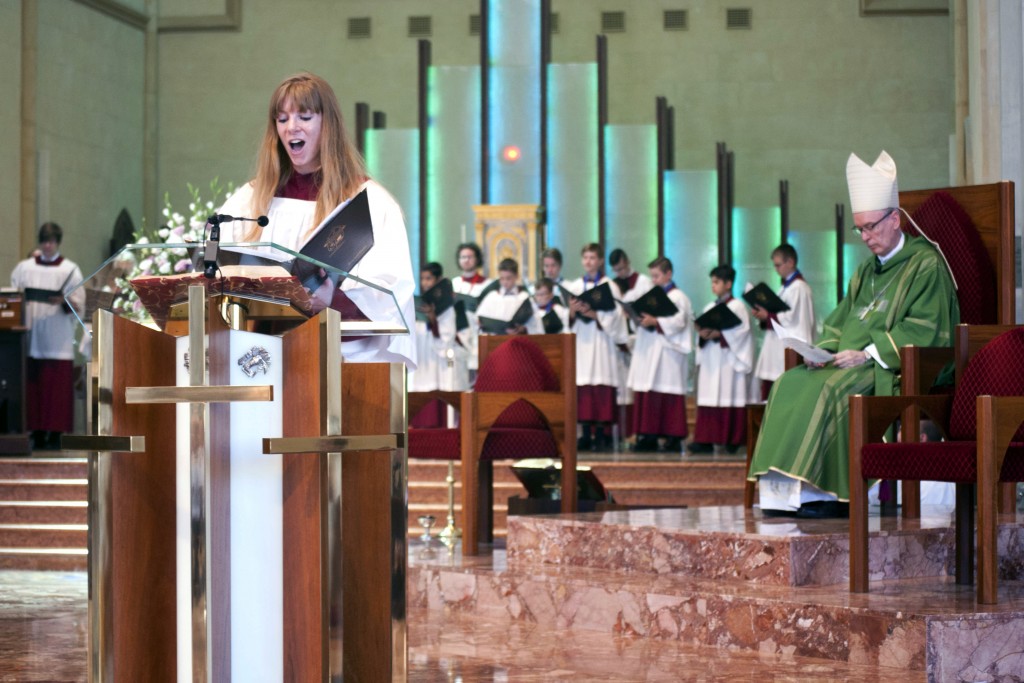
[462,272,486,285]
[35,255,64,267]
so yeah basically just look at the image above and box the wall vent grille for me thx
[408,16,432,37]
[664,9,688,30]
[726,8,752,29]
[550,12,560,34]
[601,11,625,33]
[348,17,371,39]
[469,14,481,36]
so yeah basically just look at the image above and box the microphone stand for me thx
[203,215,221,279]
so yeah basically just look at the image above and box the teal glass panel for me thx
[663,170,718,308]
[428,65,481,269]
[605,124,658,270]
[547,63,598,275]
[365,128,420,275]
[488,0,541,204]
[732,206,781,298]
[786,229,840,337]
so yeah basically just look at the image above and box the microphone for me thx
[208,214,269,227]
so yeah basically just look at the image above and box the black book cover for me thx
[23,287,63,303]
[421,277,454,316]
[478,298,533,334]
[292,189,374,290]
[631,286,680,318]
[742,282,790,314]
[574,281,616,312]
[454,300,469,331]
[694,301,742,331]
[542,310,564,334]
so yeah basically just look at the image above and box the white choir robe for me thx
[475,287,532,336]
[453,274,494,371]
[11,256,85,360]
[754,277,815,383]
[615,273,653,406]
[409,306,468,391]
[563,276,628,388]
[530,301,569,335]
[218,179,417,368]
[695,297,754,408]
[626,287,694,395]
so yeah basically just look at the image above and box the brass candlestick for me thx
[438,460,462,545]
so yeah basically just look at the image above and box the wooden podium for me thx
[64,248,409,682]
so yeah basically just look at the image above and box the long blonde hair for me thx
[246,72,368,240]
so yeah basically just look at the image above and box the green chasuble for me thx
[748,235,959,501]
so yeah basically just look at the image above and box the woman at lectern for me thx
[217,71,417,368]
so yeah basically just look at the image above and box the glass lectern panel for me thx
[67,242,410,337]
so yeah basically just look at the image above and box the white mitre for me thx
[846,151,899,213]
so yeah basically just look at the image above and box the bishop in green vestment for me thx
[748,151,959,512]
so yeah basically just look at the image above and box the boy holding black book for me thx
[689,264,753,454]
[625,257,693,452]
[410,262,468,393]
[565,243,627,451]
[531,277,569,334]
[750,244,815,400]
[476,258,536,335]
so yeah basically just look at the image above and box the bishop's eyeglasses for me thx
[852,208,896,235]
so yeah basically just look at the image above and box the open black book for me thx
[455,279,500,314]
[291,189,374,292]
[569,281,616,325]
[541,310,564,334]
[478,298,534,334]
[742,282,790,314]
[619,285,679,324]
[694,301,742,331]
[454,300,470,331]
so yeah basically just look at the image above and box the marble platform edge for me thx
[504,507,1024,589]
[408,548,1024,676]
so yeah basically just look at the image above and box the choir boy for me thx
[531,277,569,334]
[626,257,693,452]
[409,262,467,393]
[452,242,493,378]
[689,264,753,454]
[751,244,815,400]
[565,243,627,451]
[476,258,534,335]
[609,248,653,440]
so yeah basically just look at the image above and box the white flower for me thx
[158,228,170,239]
[159,261,171,274]
[138,258,153,272]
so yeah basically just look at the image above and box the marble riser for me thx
[506,509,1024,588]
[408,552,1024,679]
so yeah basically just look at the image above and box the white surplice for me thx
[626,286,693,395]
[754,275,815,382]
[695,296,753,408]
[563,276,627,388]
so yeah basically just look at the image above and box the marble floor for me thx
[1,568,906,683]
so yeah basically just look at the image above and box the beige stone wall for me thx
[3,0,954,279]
[0,1,23,281]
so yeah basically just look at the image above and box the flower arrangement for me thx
[110,179,233,321]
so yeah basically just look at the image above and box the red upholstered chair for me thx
[461,334,577,555]
[849,324,1024,604]
[745,182,1016,512]
[407,393,461,459]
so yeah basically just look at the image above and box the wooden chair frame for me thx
[745,181,1016,511]
[849,324,1023,604]
[461,334,577,555]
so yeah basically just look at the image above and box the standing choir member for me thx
[748,151,958,517]
[475,258,534,335]
[609,248,652,441]
[531,278,569,334]
[751,244,816,400]
[452,242,493,377]
[217,71,416,367]
[566,243,627,452]
[689,264,753,455]
[11,222,84,450]
[627,257,693,453]
[409,262,467,393]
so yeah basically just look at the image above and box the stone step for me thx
[0,547,88,571]
[0,501,88,524]
[0,480,88,502]
[0,457,87,480]
[0,524,88,549]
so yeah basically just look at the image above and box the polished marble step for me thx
[506,505,1024,587]
[0,501,87,524]
[0,547,87,570]
[0,456,87,480]
[0,479,88,501]
[0,524,88,549]
[408,542,1024,678]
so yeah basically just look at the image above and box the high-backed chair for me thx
[849,324,1024,604]
[744,181,1016,510]
[461,334,577,555]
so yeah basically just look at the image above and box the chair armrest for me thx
[408,390,462,416]
[978,395,1024,476]
[850,393,954,446]
[900,345,954,394]
[783,348,803,370]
